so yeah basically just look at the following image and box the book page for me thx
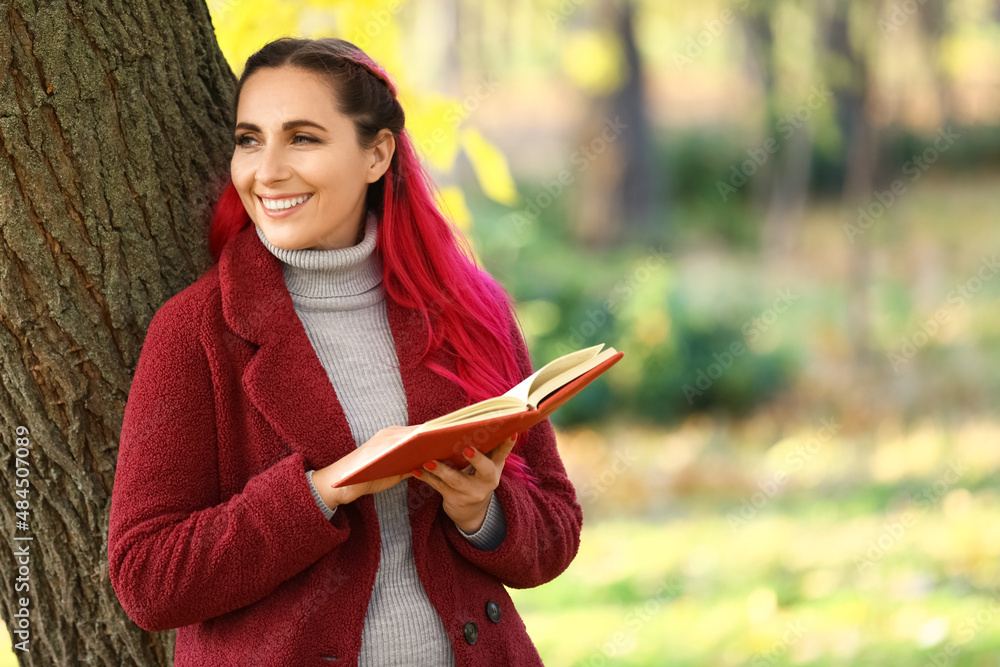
[501,344,606,405]
[420,396,527,430]
[527,346,618,407]
[502,344,611,408]
[418,342,615,430]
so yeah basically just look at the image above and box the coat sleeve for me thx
[108,294,352,632]
[442,302,583,588]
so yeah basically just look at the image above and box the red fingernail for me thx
[412,468,423,477]
[425,461,437,471]
[464,447,475,458]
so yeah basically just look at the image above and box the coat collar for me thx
[217,221,467,473]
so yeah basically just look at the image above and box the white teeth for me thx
[261,194,311,210]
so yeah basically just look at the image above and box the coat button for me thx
[485,600,502,623]
[463,621,478,645]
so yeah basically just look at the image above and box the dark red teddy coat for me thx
[107,221,583,666]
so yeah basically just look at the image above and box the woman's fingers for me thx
[410,464,452,496]
[412,433,519,493]
[488,433,518,465]
[459,444,487,476]
[430,459,471,486]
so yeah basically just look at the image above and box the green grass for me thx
[501,403,1000,665]
[510,487,1000,666]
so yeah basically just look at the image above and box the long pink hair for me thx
[209,37,535,486]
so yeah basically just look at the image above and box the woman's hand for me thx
[412,434,518,533]
[312,425,417,508]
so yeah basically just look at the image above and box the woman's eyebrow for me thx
[235,120,328,132]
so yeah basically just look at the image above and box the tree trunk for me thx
[571,0,658,249]
[0,1,236,664]
[819,0,883,366]
[914,0,953,124]
[761,121,814,258]
[740,7,777,216]
[611,0,657,234]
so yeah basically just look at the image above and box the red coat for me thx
[107,221,583,666]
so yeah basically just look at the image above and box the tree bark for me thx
[0,1,236,664]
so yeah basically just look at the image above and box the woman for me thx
[107,37,582,666]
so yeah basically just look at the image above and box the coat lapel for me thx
[217,221,468,474]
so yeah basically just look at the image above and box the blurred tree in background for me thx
[4,0,1000,664]
[197,0,1000,432]
[198,1,1000,664]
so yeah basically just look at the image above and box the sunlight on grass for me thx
[511,415,1000,666]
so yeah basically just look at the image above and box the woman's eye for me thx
[234,134,316,147]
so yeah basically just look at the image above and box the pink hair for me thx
[209,39,536,486]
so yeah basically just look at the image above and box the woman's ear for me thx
[366,129,396,183]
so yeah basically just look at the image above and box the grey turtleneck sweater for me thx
[254,211,506,666]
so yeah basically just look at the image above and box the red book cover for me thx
[330,345,624,487]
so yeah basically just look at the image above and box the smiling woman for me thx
[230,67,395,251]
[107,36,582,667]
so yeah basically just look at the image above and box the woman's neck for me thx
[254,210,382,302]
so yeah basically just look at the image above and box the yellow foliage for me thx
[209,0,303,75]
[209,0,409,77]
[406,94,463,172]
[560,29,624,96]
[460,128,520,207]
[322,0,407,80]
[434,185,472,232]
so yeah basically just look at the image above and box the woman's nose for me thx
[254,141,292,184]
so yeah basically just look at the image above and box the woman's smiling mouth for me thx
[258,193,313,217]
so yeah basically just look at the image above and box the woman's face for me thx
[231,65,393,251]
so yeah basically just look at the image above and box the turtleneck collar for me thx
[254,210,383,307]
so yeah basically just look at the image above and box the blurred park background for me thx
[6,0,1000,664]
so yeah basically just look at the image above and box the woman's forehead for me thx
[236,69,347,129]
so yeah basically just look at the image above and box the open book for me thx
[329,343,624,487]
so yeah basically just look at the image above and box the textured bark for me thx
[0,0,236,664]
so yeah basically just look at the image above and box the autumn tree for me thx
[1,1,235,664]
